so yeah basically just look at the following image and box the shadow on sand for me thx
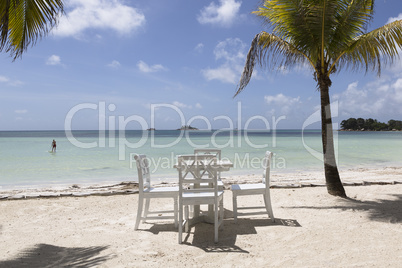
[285,194,402,223]
[180,217,301,253]
[0,244,113,268]
[144,208,301,253]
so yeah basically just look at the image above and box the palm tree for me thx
[0,0,64,60]
[234,0,402,197]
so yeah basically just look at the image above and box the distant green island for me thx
[177,125,199,130]
[340,118,402,131]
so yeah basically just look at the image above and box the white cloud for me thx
[264,93,300,105]
[345,81,367,98]
[137,61,167,73]
[264,93,301,114]
[214,38,245,62]
[391,78,402,102]
[0,75,23,86]
[376,84,390,93]
[201,38,246,84]
[388,59,402,74]
[53,0,146,38]
[387,13,402,24]
[46,55,62,65]
[0,76,9,82]
[391,78,402,89]
[335,82,372,115]
[202,66,237,84]
[194,43,204,53]
[264,94,300,105]
[195,103,203,109]
[336,78,402,118]
[197,0,242,27]
[173,101,192,109]
[108,60,121,68]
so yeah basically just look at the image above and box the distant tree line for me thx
[340,118,402,131]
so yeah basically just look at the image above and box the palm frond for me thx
[235,0,402,96]
[234,33,259,97]
[254,0,319,56]
[1,0,64,60]
[334,19,402,75]
[0,0,12,50]
[253,0,338,66]
[234,31,313,97]
[327,0,374,59]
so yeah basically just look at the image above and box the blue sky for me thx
[1,0,402,130]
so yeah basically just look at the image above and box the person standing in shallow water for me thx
[51,139,56,153]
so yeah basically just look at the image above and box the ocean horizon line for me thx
[0,129,324,138]
[0,128,321,132]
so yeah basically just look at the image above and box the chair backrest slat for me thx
[178,154,219,195]
[178,154,217,179]
[194,149,221,160]
[262,151,273,190]
[134,154,151,193]
[194,149,222,180]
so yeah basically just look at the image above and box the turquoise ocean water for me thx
[1,130,401,189]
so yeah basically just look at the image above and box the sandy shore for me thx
[1,168,402,267]
[1,166,402,198]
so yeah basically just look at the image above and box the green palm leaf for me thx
[235,0,402,197]
[336,19,402,75]
[0,0,64,60]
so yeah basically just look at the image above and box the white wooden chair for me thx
[194,148,225,188]
[230,151,275,223]
[193,149,225,217]
[194,148,221,161]
[177,154,224,243]
[134,154,178,230]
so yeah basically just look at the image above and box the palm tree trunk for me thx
[319,80,347,197]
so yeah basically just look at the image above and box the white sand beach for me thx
[1,167,402,267]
